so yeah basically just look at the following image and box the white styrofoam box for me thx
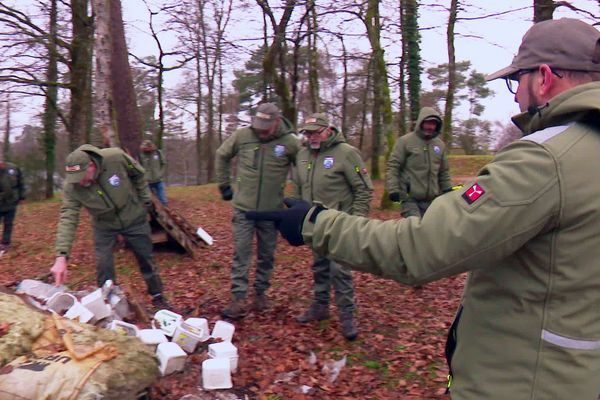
[196,227,214,246]
[173,322,204,353]
[183,318,210,341]
[138,328,168,351]
[109,320,139,336]
[153,309,182,336]
[46,292,77,314]
[211,320,235,342]
[64,302,94,324]
[202,358,232,390]
[208,341,239,373]
[81,288,112,320]
[156,342,187,376]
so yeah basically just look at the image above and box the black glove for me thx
[219,185,233,201]
[245,198,324,246]
[388,192,401,202]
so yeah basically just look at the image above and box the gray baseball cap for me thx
[251,103,281,130]
[486,18,600,81]
[301,113,330,131]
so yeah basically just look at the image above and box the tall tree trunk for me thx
[533,0,556,22]
[3,97,10,161]
[195,36,203,184]
[404,0,421,123]
[365,0,394,181]
[307,0,319,113]
[109,0,142,157]
[69,0,94,151]
[43,0,58,199]
[340,35,348,137]
[257,0,297,125]
[398,0,408,137]
[443,0,458,146]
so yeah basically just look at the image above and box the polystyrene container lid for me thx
[139,329,169,345]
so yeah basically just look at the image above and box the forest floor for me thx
[0,179,477,400]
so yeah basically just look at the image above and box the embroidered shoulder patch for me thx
[462,183,485,205]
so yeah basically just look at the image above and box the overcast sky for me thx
[121,0,599,127]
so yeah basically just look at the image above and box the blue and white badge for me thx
[323,156,334,169]
[433,145,441,154]
[274,144,285,157]
[108,174,121,187]
[153,154,160,160]
[7,168,16,176]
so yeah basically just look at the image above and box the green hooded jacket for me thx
[139,149,165,183]
[55,145,151,256]
[0,162,24,212]
[215,118,300,212]
[302,82,600,399]
[386,107,452,201]
[291,129,373,216]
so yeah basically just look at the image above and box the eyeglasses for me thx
[504,68,564,95]
[303,127,327,136]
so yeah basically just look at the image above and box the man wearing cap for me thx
[0,159,25,253]
[51,144,168,308]
[246,19,600,399]
[215,102,300,319]
[292,113,372,340]
[386,106,452,218]
[139,139,168,206]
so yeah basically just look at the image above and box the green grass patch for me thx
[449,155,493,176]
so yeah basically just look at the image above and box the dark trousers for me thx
[311,250,355,316]
[230,208,278,299]
[401,198,432,218]
[0,208,16,245]
[93,221,163,296]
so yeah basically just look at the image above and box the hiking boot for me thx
[340,313,358,341]
[296,303,330,323]
[151,294,172,310]
[221,298,247,320]
[251,293,269,312]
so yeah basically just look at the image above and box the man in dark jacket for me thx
[50,145,168,308]
[0,159,25,253]
[386,107,452,218]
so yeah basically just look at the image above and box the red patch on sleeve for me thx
[462,183,485,205]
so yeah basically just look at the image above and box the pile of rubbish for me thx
[0,279,241,399]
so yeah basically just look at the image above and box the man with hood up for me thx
[50,144,169,309]
[386,107,452,218]
[291,113,373,340]
[215,102,300,319]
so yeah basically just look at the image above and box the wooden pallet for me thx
[149,196,204,259]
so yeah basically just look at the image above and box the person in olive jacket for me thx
[215,102,300,319]
[386,107,452,218]
[51,144,168,308]
[0,159,25,253]
[246,19,600,400]
[291,113,373,340]
[139,139,168,206]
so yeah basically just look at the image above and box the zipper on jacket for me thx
[252,145,260,169]
[354,166,369,188]
[255,145,266,209]
[309,153,318,202]
[424,144,432,199]
[445,305,463,394]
